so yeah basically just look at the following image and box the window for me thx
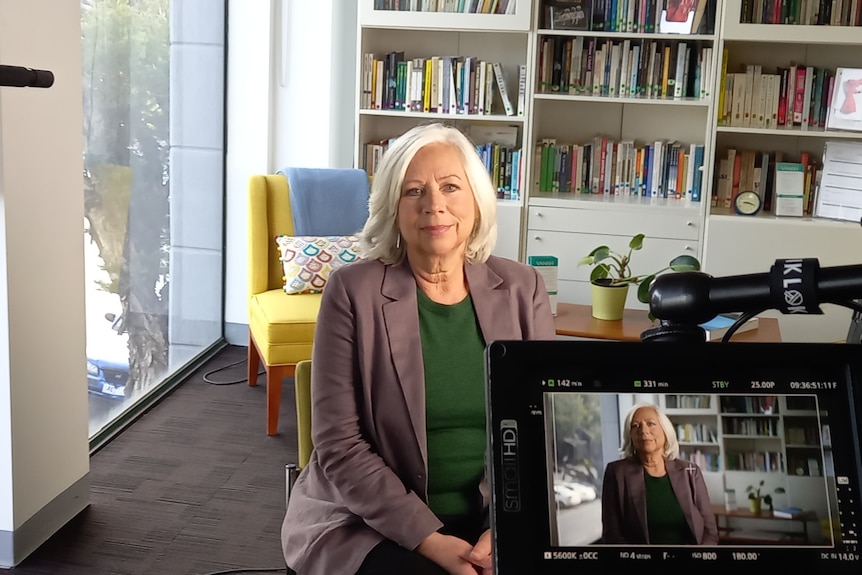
[82,0,226,443]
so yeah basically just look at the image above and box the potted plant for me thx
[577,233,701,320]
[746,480,786,514]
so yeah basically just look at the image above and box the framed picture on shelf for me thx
[825,67,862,133]
[544,0,590,30]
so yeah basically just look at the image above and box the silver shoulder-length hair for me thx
[619,402,679,460]
[358,122,498,265]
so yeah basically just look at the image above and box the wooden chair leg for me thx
[266,364,295,436]
[247,330,261,387]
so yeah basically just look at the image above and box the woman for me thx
[281,122,556,574]
[601,403,718,545]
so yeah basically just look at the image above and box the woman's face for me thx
[397,142,477,263]
[630,407,666,457]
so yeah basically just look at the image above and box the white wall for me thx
[224,0,357,340]
[0,0,90,566]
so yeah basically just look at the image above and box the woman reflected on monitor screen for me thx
[600,403,718,545]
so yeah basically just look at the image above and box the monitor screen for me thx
[486,341,862,574]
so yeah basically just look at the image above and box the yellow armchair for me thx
[247,172,368,435]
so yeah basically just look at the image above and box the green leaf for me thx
[590,265,610,282]
[590,247,611,262]
[588,245,610,257]
[629,234,645,251]
[577,255,595,267]
[668,254,701,271]
[637,275,655,303]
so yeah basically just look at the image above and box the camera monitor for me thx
[486,341,862,574]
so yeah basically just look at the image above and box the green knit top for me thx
[644,471,695,544]
[418,288,487,517]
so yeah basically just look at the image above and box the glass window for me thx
[81,0,226,441]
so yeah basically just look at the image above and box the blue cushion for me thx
[279,168,370,236]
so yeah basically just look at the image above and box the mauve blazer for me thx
[601,457,719,545]
[281,256,556,575]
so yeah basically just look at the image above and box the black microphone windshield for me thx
[0,65,54,88]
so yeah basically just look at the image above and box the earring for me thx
[395,233,401,249]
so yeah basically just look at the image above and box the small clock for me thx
[733,190,762,216]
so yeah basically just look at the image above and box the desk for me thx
[554,303,782,342]
[712,505,816,544]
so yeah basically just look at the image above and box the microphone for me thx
[649,258,862,325]
[0,65,54,88]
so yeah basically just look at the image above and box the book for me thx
[774,162,805,217]
[772,507,804,519]
[699,313,760,341]
[825,67,862,132]
[545,0,590,30]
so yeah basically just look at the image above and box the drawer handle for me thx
[535,211,543,217]
[533,235,542,241]
[686,221,694,227]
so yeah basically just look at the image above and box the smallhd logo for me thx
[500,419,521,512]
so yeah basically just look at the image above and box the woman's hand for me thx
[468,529,494,574]
[416,531,481,574]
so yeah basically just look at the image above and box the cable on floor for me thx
[202,357,265,385]
[200,568,285,575]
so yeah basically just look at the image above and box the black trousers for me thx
[355,540,449,575]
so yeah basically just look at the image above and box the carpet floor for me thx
[10,344,295,575]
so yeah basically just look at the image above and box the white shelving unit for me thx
[702,0,862,342]
[523,0,718,310]
[659,393,831,541]
[355,1,533,261]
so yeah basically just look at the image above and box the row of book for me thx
[740,0,862,25]
[361,137,524,200]
[538,36,714,100]
[360,52,526,117]
[725,451,785,472]
[478,143,525,200]
[718,59,844,131]
[723,417,780,437]
[680,449,720,472]
[542,0,717,34]
[666,394,712,409]
[675,422,718,444]
[534,136,707,200]
[713,148,821,217]
[375,0,516,13]
[721,395,778,414]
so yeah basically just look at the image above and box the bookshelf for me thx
[701,0,862,343]
[523,0,718,309]
[355,1,533,261]
[659,392,831,538]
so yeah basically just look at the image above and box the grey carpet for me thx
[11,344,296,575]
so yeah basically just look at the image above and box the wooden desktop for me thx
[712,505,816,544]
[554,303,782,342]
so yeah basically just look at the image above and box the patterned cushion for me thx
[275,235,362,294]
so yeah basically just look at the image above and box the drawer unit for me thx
[528,205,700,241]
[526,230,699,284]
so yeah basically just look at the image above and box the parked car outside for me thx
[86,312,129,399]
[87,355,129,399]
[559,480,598,502]
[554,483,583,508]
